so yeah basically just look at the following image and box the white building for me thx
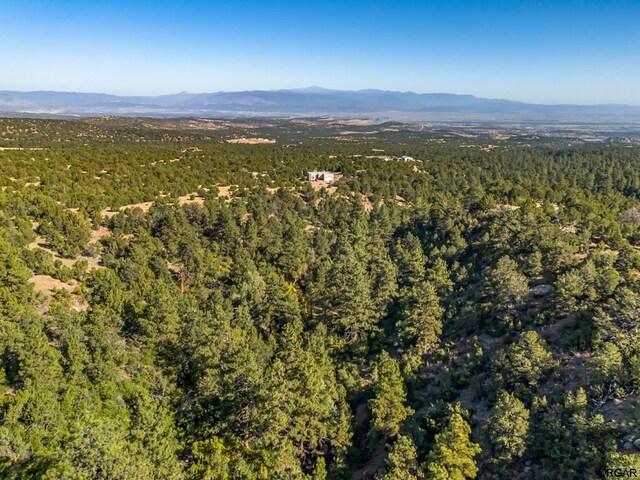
[307,171,335,183]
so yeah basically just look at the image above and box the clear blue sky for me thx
[1,0,638,104]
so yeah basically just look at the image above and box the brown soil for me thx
[177,193,205,206]
[226,137,276,144]
[30,275,75,296]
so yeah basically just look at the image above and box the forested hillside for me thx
[1,117,639,479]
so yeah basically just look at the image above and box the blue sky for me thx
[1,0,638,104]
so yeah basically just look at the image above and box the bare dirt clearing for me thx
[309,181,338,193]
[226,137,276,144]
[30,275,75,296]
[101,189,226,217]
[177,193,205,206]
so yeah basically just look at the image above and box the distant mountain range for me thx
[1,87,639,123]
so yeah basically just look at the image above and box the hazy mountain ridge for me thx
[1,88,639,122]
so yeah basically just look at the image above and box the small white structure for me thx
[307,171,335,183]
[399,155,415,162]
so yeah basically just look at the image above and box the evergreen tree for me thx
[487,256,528,310]
[396,280,443,372]
[485,391,529,463]
[494,330,555,390]
[394,233,426,288]
[322,240,376,348]
[369,351,413,438]
[425,409,481,480]
[377,435,422,480]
